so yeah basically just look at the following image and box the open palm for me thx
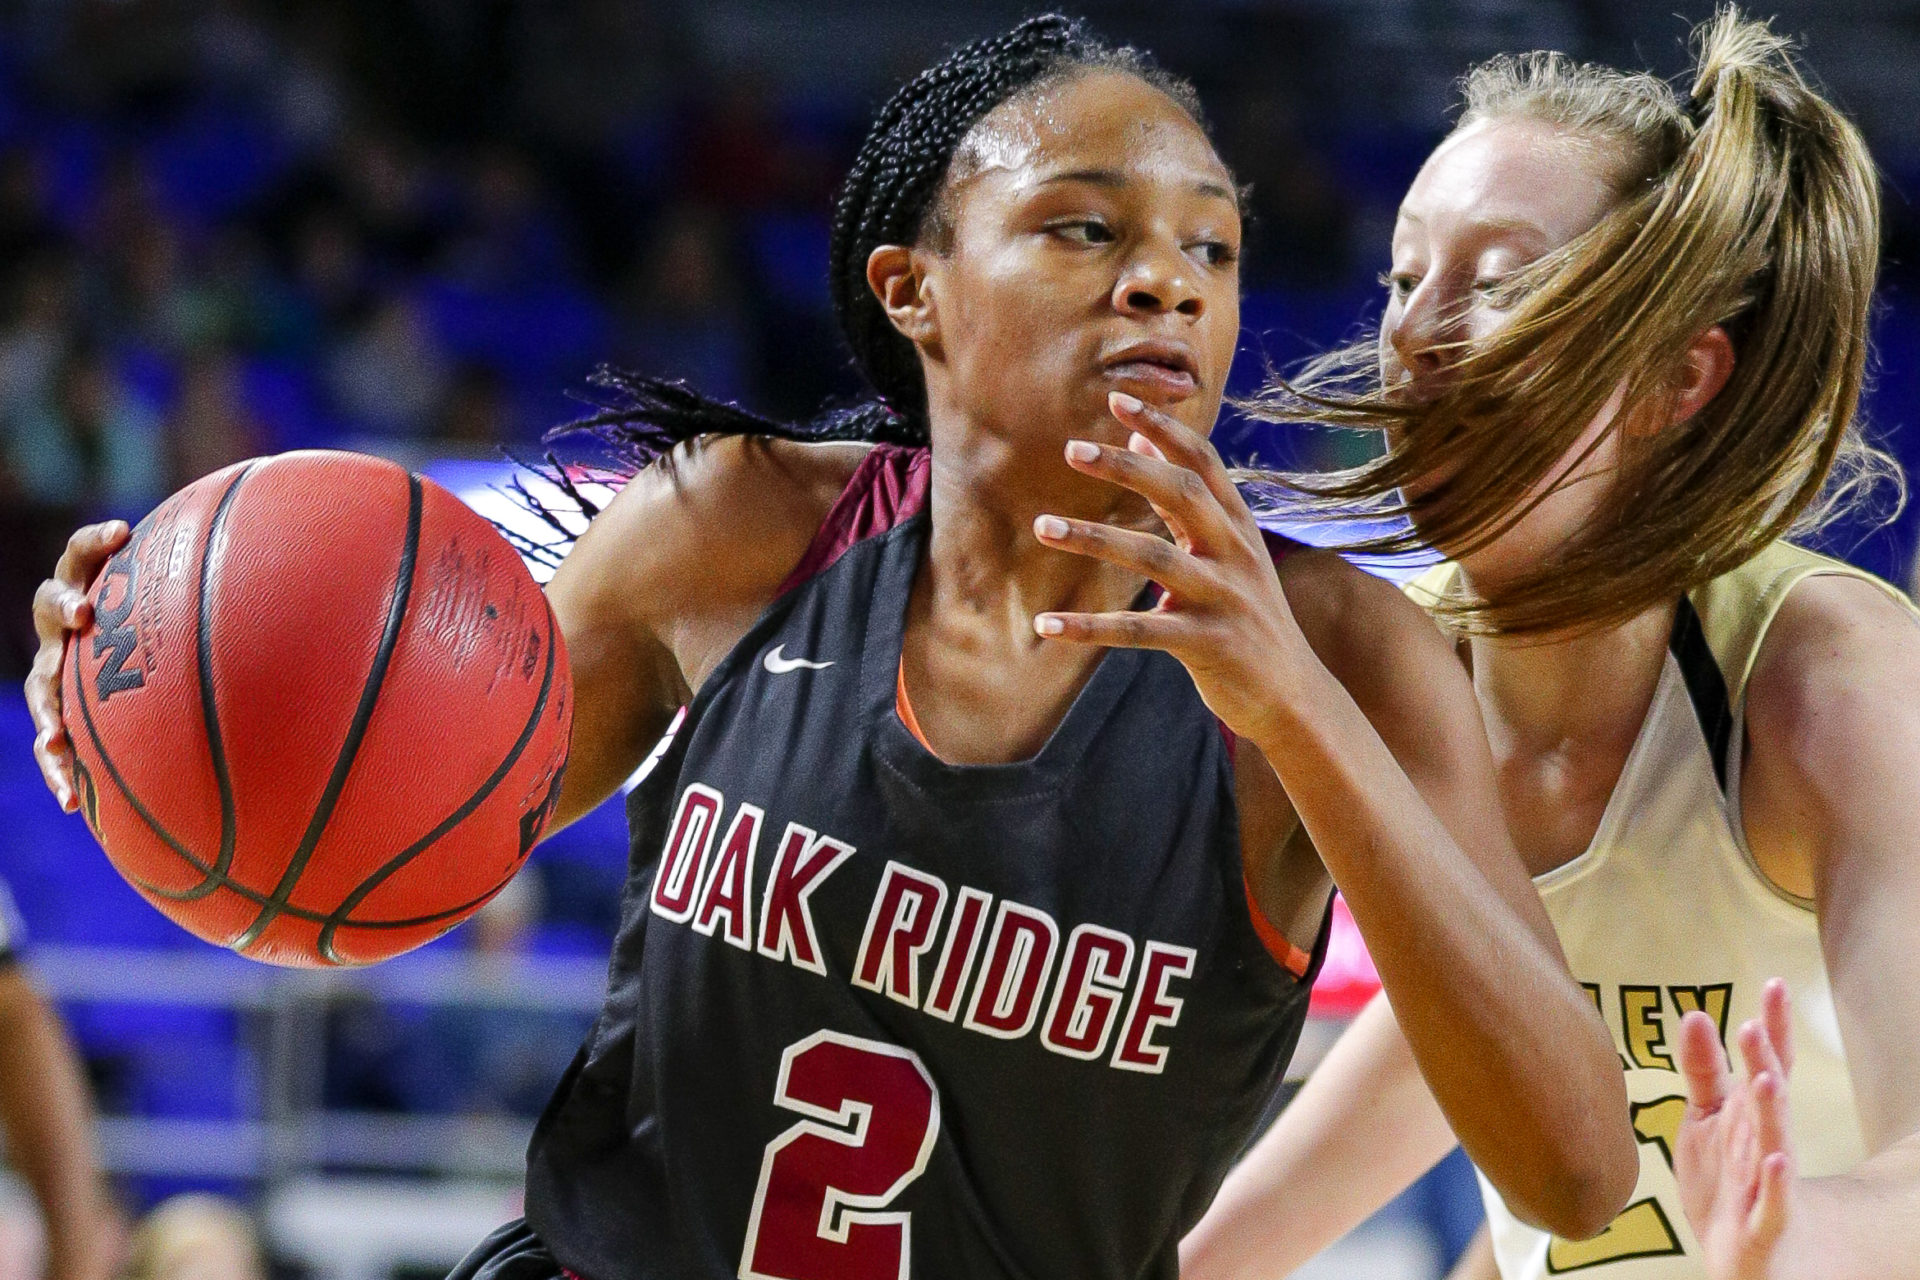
[1674,978,1797,1280]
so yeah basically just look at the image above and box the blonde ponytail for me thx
[1245,8,1900,635]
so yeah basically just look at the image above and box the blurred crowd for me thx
[0,0,829,674]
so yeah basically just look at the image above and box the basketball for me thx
[58,450,573,968]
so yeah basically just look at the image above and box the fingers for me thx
[35,520,125,644]
[27,585,83,813]
[1058,439,1235,554]
[32,575,93,645]
[1126,430,1167,463]
[1746,1151,1794,1252]
[1106,392,1241,511]
[1762,978,1795,1078]
[1737,1017,1786,1092]
[1677,1009,1733,1116]
[1048,393,1262,569]
[1748,1068,1792,1177]
[26,655,77,813]
[1033,606,1184,652]
[1737,1012,1794,1172]
[26,521,125,815]
[32,728,77,813]
[1033,513,1212,600]
[54,520,129,588]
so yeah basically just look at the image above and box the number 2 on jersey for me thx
[741,1031,942,1280]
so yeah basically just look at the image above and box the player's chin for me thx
[1400,474,1473,555]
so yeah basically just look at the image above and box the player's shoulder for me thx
[615,434,872,542]
[1274,543,1455,678]
[561,436,874,622]
[1734,566,1920,902]
[1270,543,1483,770]
[1745,569,1920,773]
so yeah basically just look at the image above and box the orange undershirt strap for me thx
[896,661,934,752]
[1243,869,1313,978]
[898,660,1309,979]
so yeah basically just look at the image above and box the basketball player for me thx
[25,18,1636,1278]
[1181,12,1920,1280]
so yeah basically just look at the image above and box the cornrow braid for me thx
[553,13,1205,472]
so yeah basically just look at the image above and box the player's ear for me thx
[1666,325,1735,428]
[867,244,940,349]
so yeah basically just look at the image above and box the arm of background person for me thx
[1181,991,1460,1279]
[0,962,125,1280]
[1443,1225,1499,1280]
[1683,575,1920,1279]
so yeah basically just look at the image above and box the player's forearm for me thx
[1181,993,1459,1280]
[0,972,116,1268]
[1759,1137,1920,1280]
[1247,668,1633,1238]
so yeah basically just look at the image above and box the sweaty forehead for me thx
[1398,117,1620,251]
[952,70,1227,193]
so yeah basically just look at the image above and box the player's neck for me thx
[1465,598,1676,759]
[893,446,1145,765]
[921,433,1148,630]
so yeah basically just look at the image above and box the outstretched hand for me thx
[1032,391,1311,745]
[1675,977,1798,1280]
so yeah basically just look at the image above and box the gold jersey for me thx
[1407,543,1918,1279]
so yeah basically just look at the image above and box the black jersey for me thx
[523,448,1323,1280]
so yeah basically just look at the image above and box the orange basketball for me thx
[60,450,573,967]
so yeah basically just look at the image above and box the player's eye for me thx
[1191,239,1238,267]
[1378,271,1419,299]
[1050,219,1117,245]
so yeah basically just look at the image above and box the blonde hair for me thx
[125,1194,264,1280]
[1246,8,1901,634]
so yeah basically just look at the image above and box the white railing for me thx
[31,943,609,1180]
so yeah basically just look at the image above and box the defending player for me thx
[1181,11,1920,1280]
[26,17,1633,1279]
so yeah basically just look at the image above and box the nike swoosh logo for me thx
[763,644,835,675]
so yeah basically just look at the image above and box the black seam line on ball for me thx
[188,460,259,899]
[72,463,256,903]
[310,883,521,967]
[233,471,423,953]
[128,864,509,930]
[316,581,558,964]
[76,638,527,935]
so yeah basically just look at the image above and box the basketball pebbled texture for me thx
[61,450,573,967]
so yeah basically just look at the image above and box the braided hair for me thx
[561,14,1207,472]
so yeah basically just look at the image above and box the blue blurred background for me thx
[0,2,1914,1277]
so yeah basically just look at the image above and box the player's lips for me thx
[1100,341,1200,402]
